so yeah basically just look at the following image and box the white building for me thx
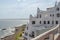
[23,2,60,40]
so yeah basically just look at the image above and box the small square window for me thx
[56,21,58,24]
[57,13,60,17]
[32,21,35,24]
[50,14,54,17]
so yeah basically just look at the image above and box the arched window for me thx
[56,21,58,24]
[40,21,41,24]
[47,21,50,24]
[44,21,46,24]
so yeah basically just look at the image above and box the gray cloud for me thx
[0,0,57,19]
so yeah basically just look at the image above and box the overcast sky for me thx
[0,0,60,19]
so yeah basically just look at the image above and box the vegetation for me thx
[15,24,26,40]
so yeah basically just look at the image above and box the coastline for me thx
[0,24,26,40]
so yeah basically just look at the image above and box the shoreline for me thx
[0,23,26,39]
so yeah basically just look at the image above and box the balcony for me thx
[31,24,60,40]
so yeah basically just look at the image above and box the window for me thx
[25,32,28,36]
[52,21,54,24]
[29,31,34,38]
[40,21,41,24]
[50,14,51,16]
[53,14,54,16]
[47,21,50,24]
[32,31,34,38]
[57,13,60,17]
[56,8,59,11]
[44,21,46,24]
[40,14,41,18]
[32,31,34,35]
[50,14,54,17]
[56,21,58,24]
[27,27,28,30]
[32,21,35,24]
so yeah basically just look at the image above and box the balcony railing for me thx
[31,24,60,40]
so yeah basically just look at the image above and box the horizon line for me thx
[0,18,29,20]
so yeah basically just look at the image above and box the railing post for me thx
[58,25,60,34]
[49,33,54,40]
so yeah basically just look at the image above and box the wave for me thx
[0,27,15,38]
[0,23,27,38]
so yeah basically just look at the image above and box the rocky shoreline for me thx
[0,24,26,40]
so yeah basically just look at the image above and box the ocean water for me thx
[0,19,28,38]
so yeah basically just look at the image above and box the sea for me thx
[0,19,28,38]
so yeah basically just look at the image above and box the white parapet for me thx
[31,24,59,40]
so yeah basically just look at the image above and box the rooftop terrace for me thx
[31,24,60,40]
